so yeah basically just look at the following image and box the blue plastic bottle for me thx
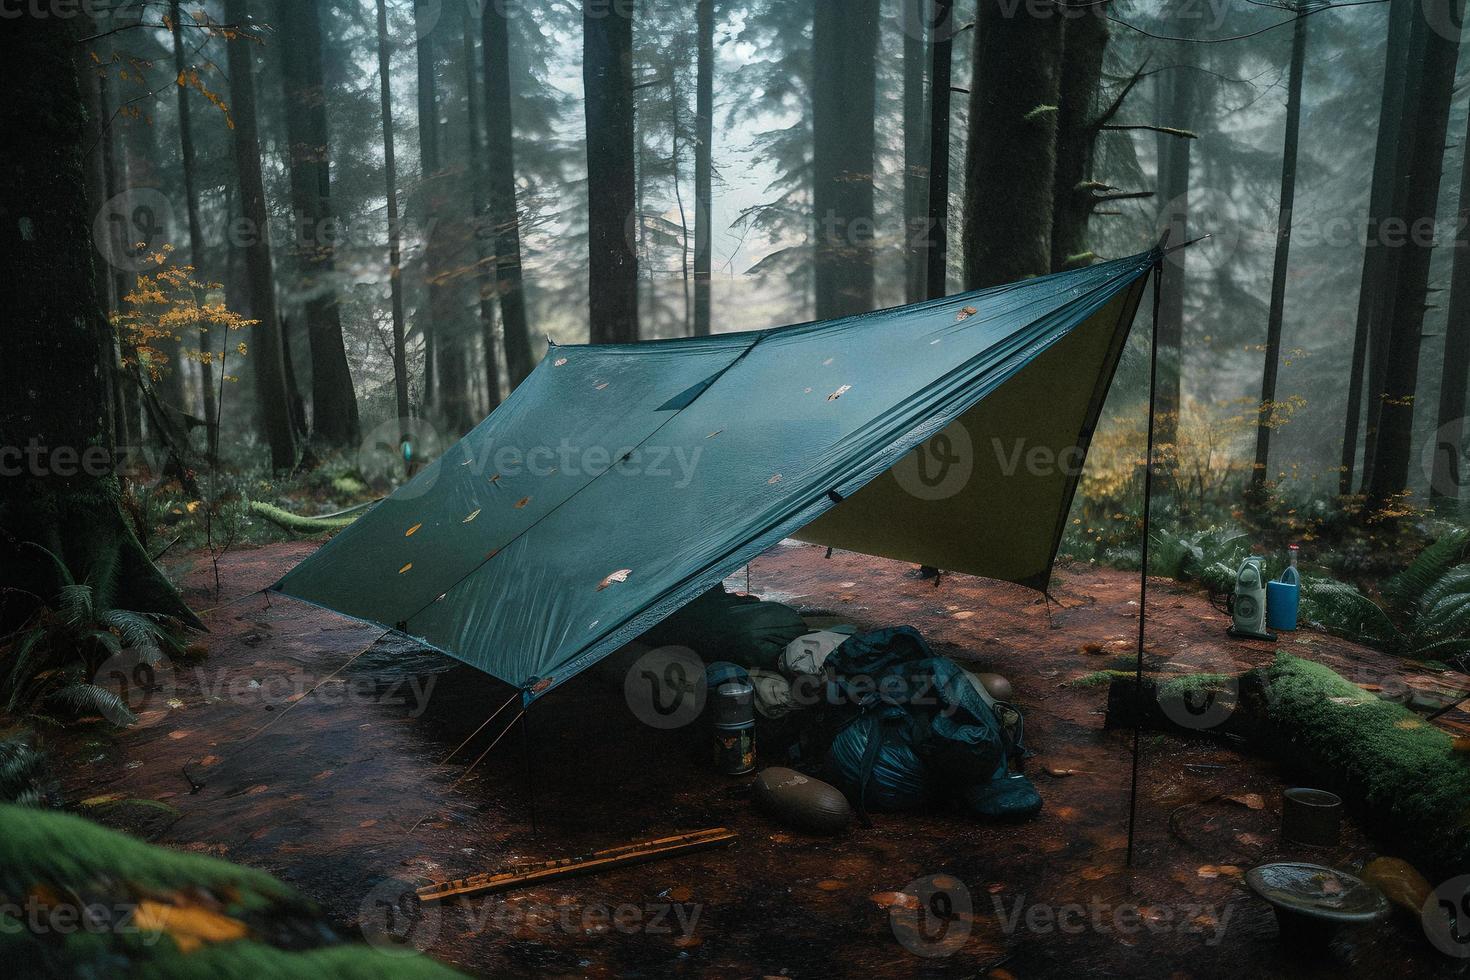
[1267,544,1301,632]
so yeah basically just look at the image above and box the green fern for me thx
[1382,528,1470,615]
[47,683,137,725]
[0,545,188,725]
[0,731,55,807]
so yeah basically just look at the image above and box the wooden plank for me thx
[415,827,737,903]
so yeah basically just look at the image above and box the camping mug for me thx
[1280,787,1342,846]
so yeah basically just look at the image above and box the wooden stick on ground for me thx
[415,827,738,902]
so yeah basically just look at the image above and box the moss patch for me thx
[0,805,461,977]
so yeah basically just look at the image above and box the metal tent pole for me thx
[1126,251,1166,867]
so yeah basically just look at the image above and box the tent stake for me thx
[1126,253,1166,868]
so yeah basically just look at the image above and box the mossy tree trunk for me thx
[277,0,361,451]
[961,0,1064,289]
[0,15,198,630]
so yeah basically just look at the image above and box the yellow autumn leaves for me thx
[110,244,256,383]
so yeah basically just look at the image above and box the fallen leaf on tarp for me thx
[554,357,568,367]
[827,385,851,401]
[597,569,632,591]
[956,306,978,321]
[463,509,481,523]
[515,496,532,509]
[1225,793,1266,811]
[870,891,920,910]
[405,522,422,536]
[359,819,378,828]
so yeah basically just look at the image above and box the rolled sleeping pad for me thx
[753,767,852,834]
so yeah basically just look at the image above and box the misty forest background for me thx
[44,0,1470,638]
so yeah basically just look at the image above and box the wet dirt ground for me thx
[47,540,1470,978]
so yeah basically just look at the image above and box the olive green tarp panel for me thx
[794,282,1145,588]
[272,250,1159,701]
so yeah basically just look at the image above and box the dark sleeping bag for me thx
[640,584,809,670]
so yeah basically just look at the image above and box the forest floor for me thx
[42,539,1470,978]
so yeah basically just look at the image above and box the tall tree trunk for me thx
[276,0,360,451]
[812,0,880,318]
[224,0,296,472]
[901,1,928,304]
[414,0,440,407]
[99,69,142,450]
[1341,0,1413,494]
[375,0,410,429]
[1153,65,1193,450]
[1050,7,1109,272]
[1250,10,1309,494]
[961,0,1064,289]
[0,15,196,626]
[1368,0,1464,504]
[1357,0,1420,492]
[415,0,472,433]
[483,2,535,383]
[693,0,715,336]
[584,0,639,343]
[74,44,121,450]
[1431,101,1470,504]
[924,0,955,300]
[170,0,216,454]
[463,9,501,414]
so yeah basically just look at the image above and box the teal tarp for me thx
[272,249,1158,701]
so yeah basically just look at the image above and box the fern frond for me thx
[1383,528,1470,614]
[46,683,136,726]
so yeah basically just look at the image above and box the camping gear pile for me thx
[644,583,1040,829]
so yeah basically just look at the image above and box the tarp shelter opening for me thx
[272,248,1159,703]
